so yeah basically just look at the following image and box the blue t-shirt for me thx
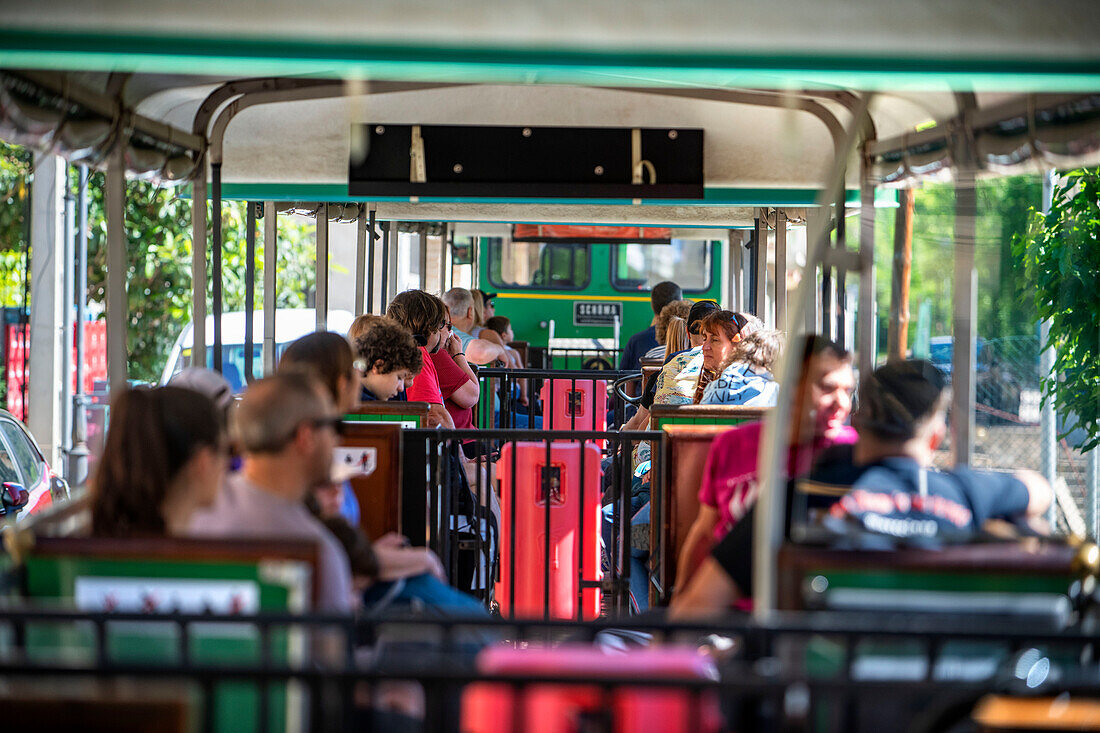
[619,325,658,371]
[701,363,779,407]
[453,326,477,352]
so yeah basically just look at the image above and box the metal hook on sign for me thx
[410,124,427,183]
[631,128,658,185]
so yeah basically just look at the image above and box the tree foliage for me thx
[1013,168,1100,451]
[0,142,317,384]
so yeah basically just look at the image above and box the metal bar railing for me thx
[2,607,1099,733]
[403,428,663,620]
[475,368,637,430]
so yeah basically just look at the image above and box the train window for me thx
[487,239,590,290]
[611,240,712,293]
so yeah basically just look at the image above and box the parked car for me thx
[0,409,69,520]
[160,309,356,391]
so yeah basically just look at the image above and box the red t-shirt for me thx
[429,351,475,429]
[698,422,858,541]
[406,347,443,404]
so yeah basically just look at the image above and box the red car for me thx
[0,409,69,519]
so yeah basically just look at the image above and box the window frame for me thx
[609,241,715,294]
[486,239,592,292]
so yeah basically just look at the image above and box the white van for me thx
[160,309,356,391]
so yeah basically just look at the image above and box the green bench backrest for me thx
[19,537,318,733]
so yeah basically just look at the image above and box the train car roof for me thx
[2,0,1099,225]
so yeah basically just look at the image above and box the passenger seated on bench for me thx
[673,335,855,594]
[671,359,1053,619]
[280,332,366,527]
[642,299,693,361]
[651,310,761,408]
[90,386,226,537]
[442,287,506,366]
[621,300,717,432]
[699,328,783,407]
[386,290,458,429]
[189,372,355,612]
[350,318,424,402]
[619,280,682,371]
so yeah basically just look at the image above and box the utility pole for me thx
[887,188,914,361]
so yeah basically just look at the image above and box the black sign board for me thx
[348,124,704,199]
[574,301,622,327]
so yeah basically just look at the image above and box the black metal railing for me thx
[2,607,1099,732]
[475,368,638,430]
[528,346,624,371]
[399,428,663,620]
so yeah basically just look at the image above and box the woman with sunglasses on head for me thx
[91,386,227,538]
[699,327,783,407]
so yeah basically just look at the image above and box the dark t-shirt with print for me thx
[712,445,1031,597]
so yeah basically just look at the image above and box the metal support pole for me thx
[1088,450,1099,541]
[754,211,768,322]
[835,190,848,348]
[888,188,915,361]
[1039,172,1057,525]
[821,210,834,340]
[367,207,377,313]
[316,204,329,330]
[244,201,256,383]
[380,221,390,313]
[952,171,977,467]
[857,167,876,378]
[211,162,223,373]
[61,164,74,461]
[105,149,128,389]
[418,222,429,290]
[68,165,90,488]
[262,202,277,376]
[754,92,873,619]
[191,158,207,369]
[728,229,742,312]
[354,205,367,315]
[29,153,66,468]
[775,210,788,330]
[387,223,399,304]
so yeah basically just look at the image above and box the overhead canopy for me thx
[3,0,1099,89]
[1,1,1099,224]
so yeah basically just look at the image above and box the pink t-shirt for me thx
[405,346,443,404]
[697,422,858,541]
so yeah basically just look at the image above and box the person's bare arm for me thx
[673,506,719,595]
[449,379,480,409]
[465,338,505,365]
[1013,468,1053,517]
[669,556,741,621]
[622,406,650,432]
[427,403,455,429]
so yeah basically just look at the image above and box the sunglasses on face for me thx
[309,416,345,434]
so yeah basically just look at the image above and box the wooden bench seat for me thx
[651,425,734,605]
[338,421,403,541]
[777,540,1084,614]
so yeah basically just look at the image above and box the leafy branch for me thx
[1013,168,1100,451]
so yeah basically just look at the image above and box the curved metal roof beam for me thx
[194,77,471,154]
[620,86,848,158]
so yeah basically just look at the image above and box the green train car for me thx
[468,235,723,357]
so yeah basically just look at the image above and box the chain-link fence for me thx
[932,335,1090,534]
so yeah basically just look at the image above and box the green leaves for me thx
[1014,168,1100,451]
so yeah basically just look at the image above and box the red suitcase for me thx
[496,442,603,620]
[541,378,607,432]
[461,644,723,733]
